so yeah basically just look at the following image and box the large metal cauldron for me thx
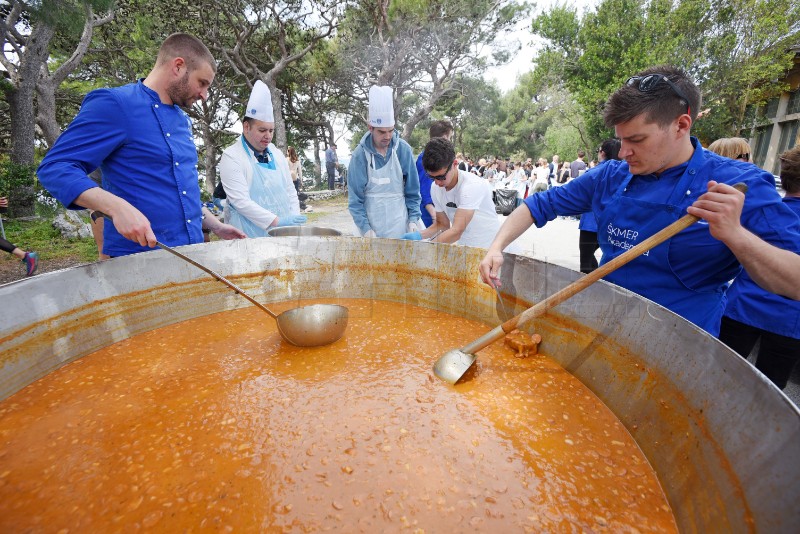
[1,237,798,531]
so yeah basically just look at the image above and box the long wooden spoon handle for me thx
[506,182,748,332]
[459,181,749,356]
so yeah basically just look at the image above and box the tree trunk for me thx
[35,77,60,148]
[313,138,322,187]
[201,119,216,196]
[271,83,287,152]
[7,23,54,217]
[36,6,114,149]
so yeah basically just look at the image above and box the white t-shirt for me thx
[533,166,549,185]
[430,170,500,248]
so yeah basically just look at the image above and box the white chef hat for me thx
[245,80,274,123]
[368,85,395,128]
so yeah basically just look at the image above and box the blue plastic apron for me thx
[228,137,293,238]
[597,168,728,334]
[364,148,407,238]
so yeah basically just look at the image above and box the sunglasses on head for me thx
[625,74,692,116]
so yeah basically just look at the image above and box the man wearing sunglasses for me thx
[480,66,800,335]
[403,138,505,249]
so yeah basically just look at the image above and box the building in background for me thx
[751,44,800,175]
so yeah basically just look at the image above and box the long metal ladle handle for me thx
[460,182,748,355]
[93,211,278,319]
[154,241,279,319]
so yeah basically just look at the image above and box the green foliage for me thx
[0,159,35,197]
[0,217,98,263]
[28,0,117,35]
[530,0,800,146]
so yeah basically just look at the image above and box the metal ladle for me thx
[96,213,348,347]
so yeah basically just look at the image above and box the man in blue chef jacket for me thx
[479,65,800,335]
[38,33,245,257]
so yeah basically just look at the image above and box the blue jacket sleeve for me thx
[524,167,600,226]
[347,148,371,234]
[37,89,128,209]
[416,153,433,207]
[399,141,421,221]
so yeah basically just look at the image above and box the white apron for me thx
[228,137,293,238]
[364,149,408,238]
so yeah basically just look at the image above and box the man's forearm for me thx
[726,228,800,300]
[488,205,535,252]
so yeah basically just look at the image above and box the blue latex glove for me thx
[276,215,307,226]
[402,231,422,241]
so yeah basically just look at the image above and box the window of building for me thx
[753,124,773,168]
[787,90,800,116]
[774,120,799,173]
[765,97,780,119]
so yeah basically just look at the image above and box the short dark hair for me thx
[429,120,453,139]
[604,65,700,128]
[599,138,621,161]
[577,150,585,159]
[422,137,455,173]
[157,33,216,73]
[779,145,800,194]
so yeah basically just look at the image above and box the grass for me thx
[1,216,98,262]
[1,192,348,263]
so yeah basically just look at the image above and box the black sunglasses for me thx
[626,74,691,115]
[428,163,452,181]
[736,153,750,161]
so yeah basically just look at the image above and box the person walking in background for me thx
[416,120,454,228]
[347,85,421,238]
[713,142,800,390]
[37,33,244,257]
[220,81,305,237]
[287,146,303,193]
[531,158,550,194]
[0,197,38,276]
[457,153,469,172]
[555,161,570,186]
[287,146,308,212]
[570,150,587,179]
[578,139,621,273]
[707,137,752,163]
[549,155,560,181]
[325,143,338,190]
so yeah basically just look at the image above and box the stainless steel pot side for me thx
[267,225,342,237]
[1,237,798,532]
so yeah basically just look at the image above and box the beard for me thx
[167,71,194,108]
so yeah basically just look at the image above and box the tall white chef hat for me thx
[368,85,395,128]
[245,80,274,123]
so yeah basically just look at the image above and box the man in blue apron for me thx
[38,33,245,256]
[478,66,800,336]
[220,80,306,237]
[347,85,421,238]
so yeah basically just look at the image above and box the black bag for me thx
[213,181,227,199]
[494,188,517,216]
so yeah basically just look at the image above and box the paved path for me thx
[312,201,799,406]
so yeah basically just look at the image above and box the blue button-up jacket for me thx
[38,80,204,256]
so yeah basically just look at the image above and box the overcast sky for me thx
[484,0,599,87]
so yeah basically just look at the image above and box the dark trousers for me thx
[0,237,16,254]
[719,316,800,389]
[579,230,599,274]
[326,162,336,190]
